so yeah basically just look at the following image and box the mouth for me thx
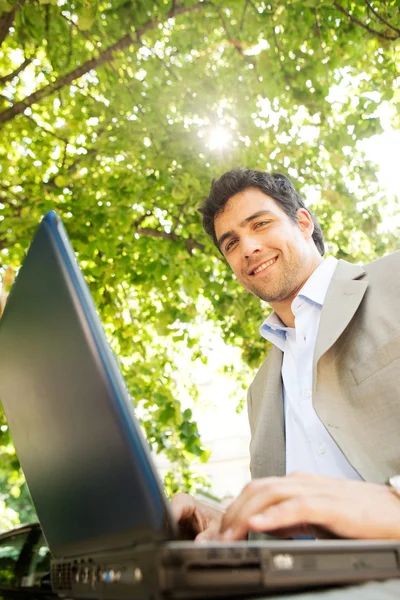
[249,256,278,276]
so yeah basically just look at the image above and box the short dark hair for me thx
[199,168,325,256]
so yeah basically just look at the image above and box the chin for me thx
[252,283,288,303]
[250,287,275,302]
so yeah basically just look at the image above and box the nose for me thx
[242,235,262,259]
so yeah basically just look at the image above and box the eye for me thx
[224,238,238,253]
[254,220,270,229]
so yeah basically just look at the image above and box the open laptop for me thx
[0,211,399,599]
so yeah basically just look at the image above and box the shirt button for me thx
[304,390,312,398]
[318,443,326,455]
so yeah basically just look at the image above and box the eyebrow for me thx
[217,209,275,250]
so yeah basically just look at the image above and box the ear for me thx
[296,208,314,240]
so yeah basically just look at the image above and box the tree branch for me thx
[137,227,180,243]
[239,0,249,34]
[314,8,323,46]
[133,212,153,228]
[0,2,206,126]
[141,40,181,82]
[136,227,204,255]
[24,113,69,143]
[184,238,204,255]
[0,0,26,47]
[211,1,261,83]
[333,2,399,40]
[214,4,245,58]
[60,13,93,45]
[43,124,108,188]
[363,0,400,35]
[60,143,68,171]
[0,56,34,85]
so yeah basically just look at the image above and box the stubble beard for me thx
[241,260,301,304]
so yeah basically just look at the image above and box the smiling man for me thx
[171,168,400,544]
[213,185,322,326]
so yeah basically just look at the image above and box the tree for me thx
[0,0,399,524]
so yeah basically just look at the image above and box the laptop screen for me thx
[0,212,177,558]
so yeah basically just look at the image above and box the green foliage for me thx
[0,0,399,525]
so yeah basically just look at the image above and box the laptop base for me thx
[51,540,400,599]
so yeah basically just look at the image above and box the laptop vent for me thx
[51,562,72,590]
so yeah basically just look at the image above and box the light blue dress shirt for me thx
[259,256,361,480]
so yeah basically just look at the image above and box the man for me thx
[172,168,400,542]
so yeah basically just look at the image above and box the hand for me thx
[171,492,225,541]
[220,473,400,541]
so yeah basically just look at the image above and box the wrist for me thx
[386,476,400,538]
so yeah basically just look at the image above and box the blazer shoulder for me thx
[363,251,400,285]
[364,250,400,270]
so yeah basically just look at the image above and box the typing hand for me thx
[171,493,224,541]
[220,473,400,541]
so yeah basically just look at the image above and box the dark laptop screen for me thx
[0,212,176,558]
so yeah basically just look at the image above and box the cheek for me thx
[279,236,299,255]
[228,259,246,281]
[231,262,244,279]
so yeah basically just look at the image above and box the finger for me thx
[221,478,284,538]
[195,526,221,542]
[170,493,195,522]
[247,497,332,534]
[221,475,325,540]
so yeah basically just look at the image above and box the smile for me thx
[250,256,277,276]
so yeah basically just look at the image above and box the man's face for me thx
[214,188,318,304]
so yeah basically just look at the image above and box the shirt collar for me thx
[259,256,338,348]
[260,311,287,350]
[297,255,338,307]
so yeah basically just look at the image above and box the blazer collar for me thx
[314,259,368,366]
[251,344,286,479]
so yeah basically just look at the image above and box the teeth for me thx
[253,257,276,274]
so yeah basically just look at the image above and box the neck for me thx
[269,254,323,328]
[271,302,297,329]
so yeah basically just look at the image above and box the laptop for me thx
[0,211,399,599]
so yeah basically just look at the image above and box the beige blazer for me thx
[247,251,400,484]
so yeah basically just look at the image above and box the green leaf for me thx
[78,9,96,31]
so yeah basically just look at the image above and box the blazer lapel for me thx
[314,260,368,368]
[251,344,286,479]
